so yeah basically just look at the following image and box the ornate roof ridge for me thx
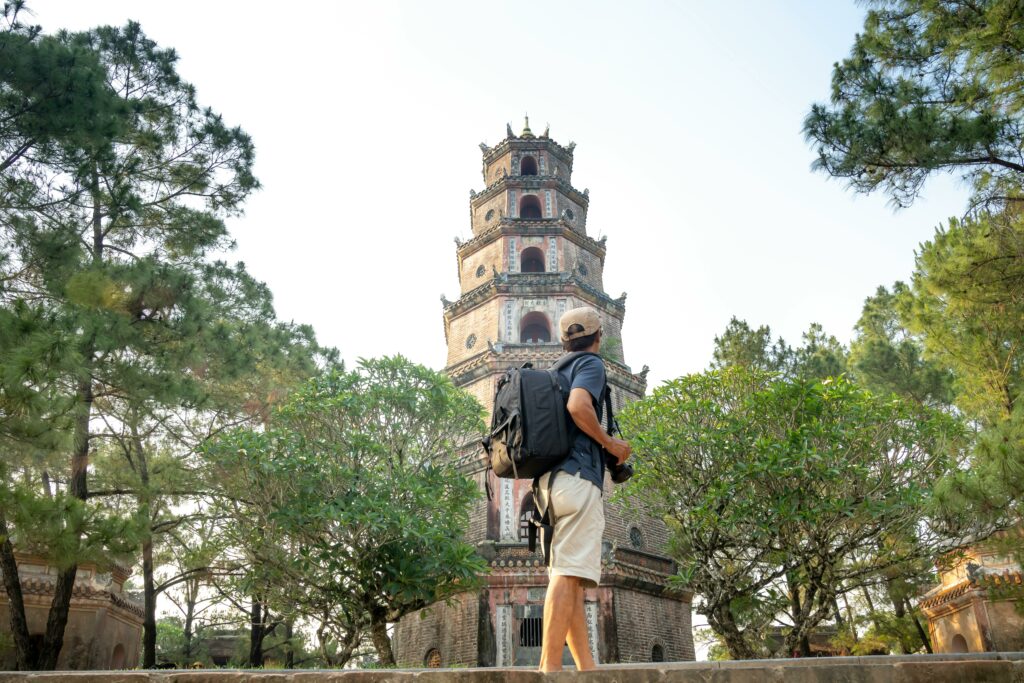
[472,175,588,206]
[16,576,144,618]
[445,349,643,394]
[458,221,605,257]
[443,273,624,319]
[479,136,576,164]
[918,569,1024,610]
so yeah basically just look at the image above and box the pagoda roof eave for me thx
[471,175,588,208]
[457,221,605,260]
[480,136,575,165]
[442,273,625,320]
[445,347,647,398]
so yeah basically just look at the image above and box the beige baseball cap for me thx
[560,306,602,342]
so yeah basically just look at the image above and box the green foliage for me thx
[907,212,1024,425]
[805,0,1024,209]
[712,317,791,374]
[0,1,124,176]
[617,367,965,659]
[206,357,487,667]
[896,211,1024,543]
[712,317,848,382]
[151,617,208,668]
[849,283,955,408]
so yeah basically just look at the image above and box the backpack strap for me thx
[602,384,615,436]
[525,470,559,565]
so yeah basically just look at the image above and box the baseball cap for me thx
[560,306,602,342]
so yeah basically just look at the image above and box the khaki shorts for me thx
[537,470,604,588]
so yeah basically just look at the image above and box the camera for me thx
[606,454,634,484]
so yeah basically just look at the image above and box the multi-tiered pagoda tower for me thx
[392,120,694,668]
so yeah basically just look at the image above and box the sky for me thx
[26,0,973,391]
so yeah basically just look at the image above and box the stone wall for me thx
[391,591,480,668]
[2,653,1023,681]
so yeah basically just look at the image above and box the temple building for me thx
[392,120,694,667]
[919,533,1024,654]
[0,554,143,669]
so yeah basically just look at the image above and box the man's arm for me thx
[566,387,631,465]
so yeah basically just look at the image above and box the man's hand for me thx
[605,437,631,465]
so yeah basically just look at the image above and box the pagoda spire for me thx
[521,115,535,139]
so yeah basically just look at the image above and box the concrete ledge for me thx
[2,653,1023,682]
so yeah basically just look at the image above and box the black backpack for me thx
[482,351,603,480]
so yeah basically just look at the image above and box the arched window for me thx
[520,156,538,176]
[651,643,665,662]
[424,648,442,667]
[520,312,552,344]
[950,634,968,653]
[519,195,542,219]
[110,643,126,669]
[520,246,545,273]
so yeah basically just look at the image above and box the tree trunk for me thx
[786,572,811,658]
[284,621,294,669]
[249,597,265,667]
[141,537,157,667]
[0,515,35,670]
[36,566,76,669]
[36,375,92,670]
[369,612,395,667]
[905,597,933,654]
[885,580,910,654]
[708,604,759,660]
[842,592,858,643]
[183,583,196,663]
[861,586,883,632]
[136,433,157,669]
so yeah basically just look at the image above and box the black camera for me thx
[606,454,634,484]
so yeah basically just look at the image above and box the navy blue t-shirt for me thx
[553,353,607,490]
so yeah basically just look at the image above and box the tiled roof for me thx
[918,569,1024,610]
[12,575,144,619]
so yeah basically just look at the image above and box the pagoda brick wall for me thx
[392,592,481,668]
[459,241,504,288]
[445,303,500,367]
[613,589,695,663]
[563,244,604,288]
[471,196,506,231]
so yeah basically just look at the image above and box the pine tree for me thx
[0,16,270,669]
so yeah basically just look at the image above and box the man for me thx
[537,306,631,672]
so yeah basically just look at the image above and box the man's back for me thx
[553,352,607,490]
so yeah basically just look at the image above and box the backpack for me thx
[482,351,603,480]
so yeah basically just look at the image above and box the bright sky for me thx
[27,1,971,389]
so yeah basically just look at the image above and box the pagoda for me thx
[392,120,694,667]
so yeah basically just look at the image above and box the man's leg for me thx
[539,574,576,672]
[539,575,597,672]
[565,582,596,671]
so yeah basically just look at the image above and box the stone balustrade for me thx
[2,653,1023,683]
